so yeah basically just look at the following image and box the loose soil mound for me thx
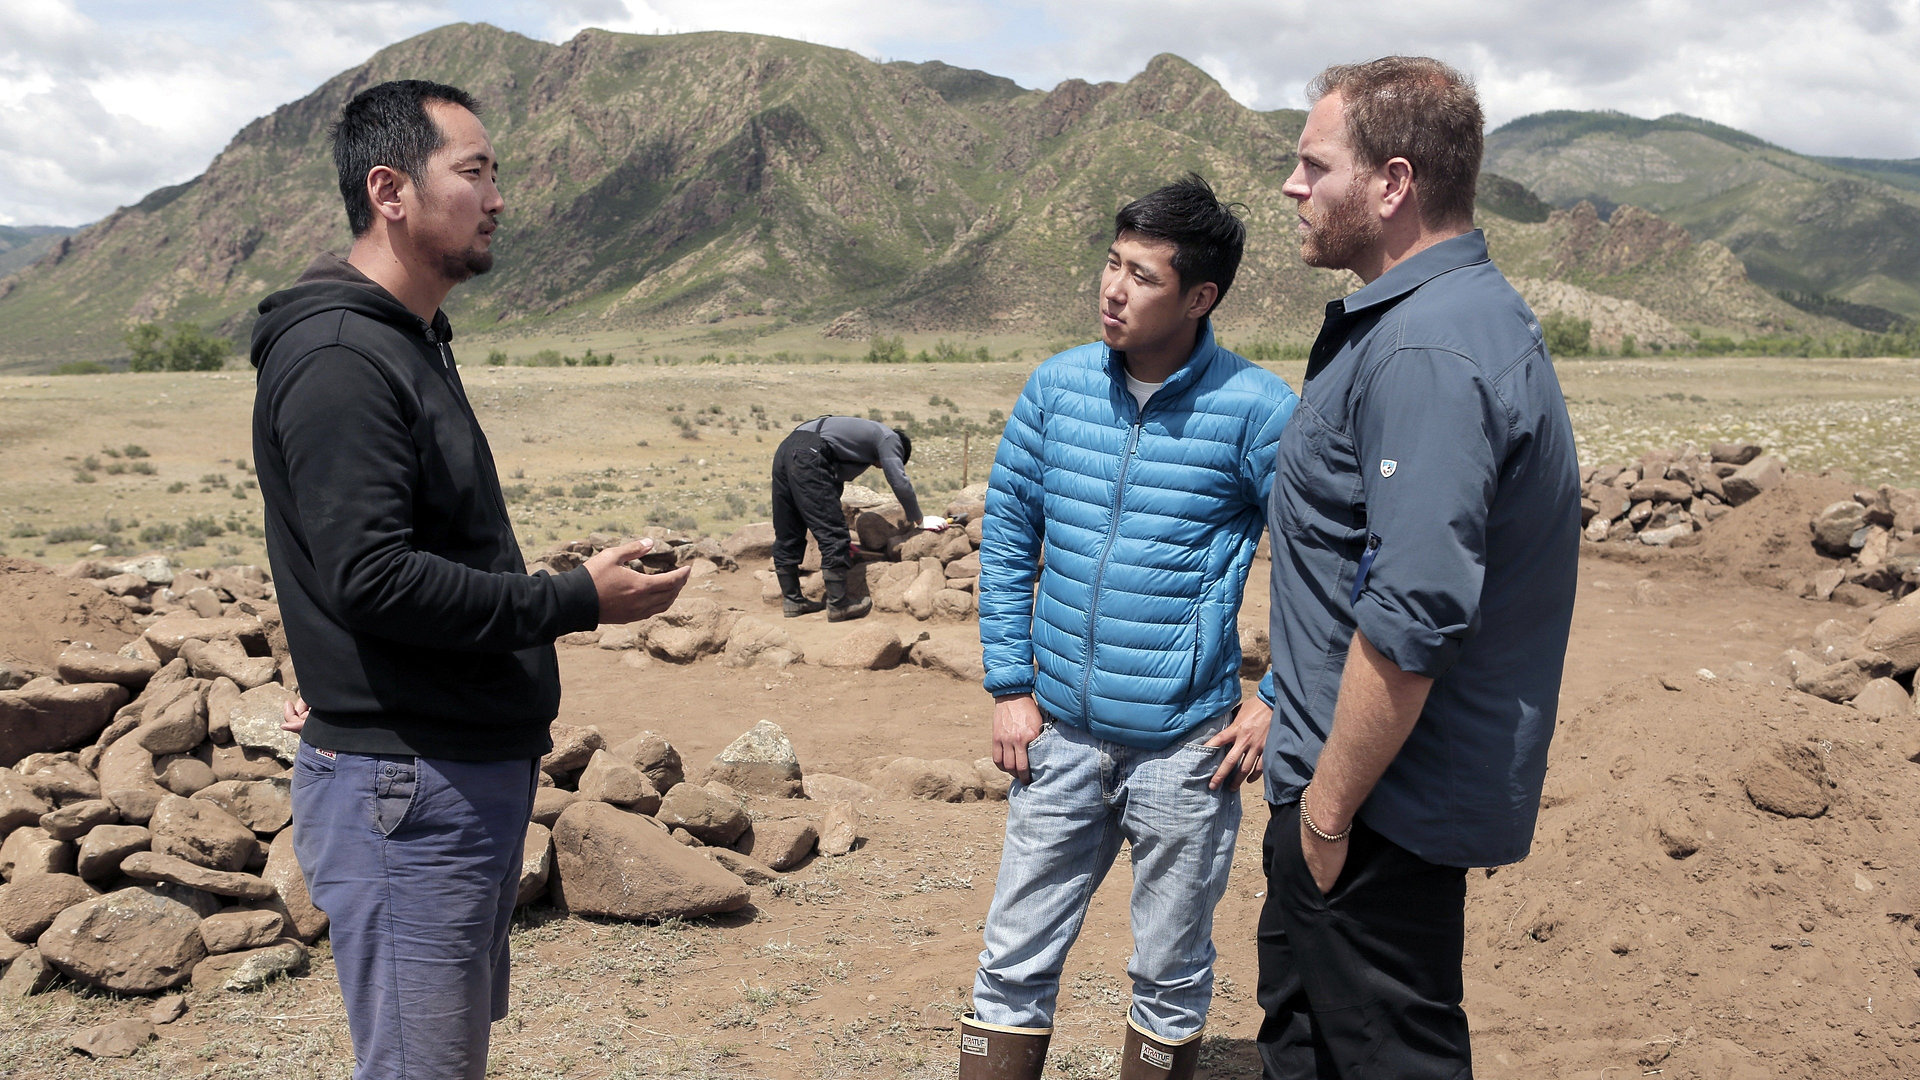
[1464,673,1920,1077]
[0,558,138,670]
[1691,474,1860,590]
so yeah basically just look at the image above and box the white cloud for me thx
[1,0,1916,226]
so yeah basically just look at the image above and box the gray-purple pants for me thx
[290,742,538,1080]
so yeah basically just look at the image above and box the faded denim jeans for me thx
[290,743,539,1080]
[973,713,1241,1040]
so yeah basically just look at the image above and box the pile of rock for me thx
[1802,485,1920,602]
[1,558,322,1002]
[520,717,875,922]
[1779,596,1920,720]
[1579,442,1785,547]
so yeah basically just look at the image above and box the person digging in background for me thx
[769,414,945,622]
[964,174,1298,1080]
[251,79,687,1080]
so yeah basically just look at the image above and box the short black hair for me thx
[893,428,913,465]
[1112,173,1246,318]
[331,80,481,237]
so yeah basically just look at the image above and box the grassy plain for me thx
[5,351,1920,569]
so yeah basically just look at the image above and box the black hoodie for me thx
[250,253,599,760]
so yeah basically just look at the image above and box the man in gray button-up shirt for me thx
[1254,58,1580,1080]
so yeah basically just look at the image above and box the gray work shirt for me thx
[796,415,923,523]
[1262,230,1581,868]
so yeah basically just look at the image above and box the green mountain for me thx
[0,225,77,278]
[1486,111,1920,326]
[0,25,1842,371]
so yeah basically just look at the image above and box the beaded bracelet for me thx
[1299,789,1352,844]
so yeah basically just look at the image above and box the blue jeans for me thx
[290,743,538,1080]
[974,714,1241,1041]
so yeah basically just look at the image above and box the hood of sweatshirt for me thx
[250,252,453,371]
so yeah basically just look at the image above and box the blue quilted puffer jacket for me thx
[979,323,1298,749]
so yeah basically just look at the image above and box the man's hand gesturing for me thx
[586,538,691,624]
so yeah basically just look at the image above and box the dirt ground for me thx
[7,531,1920,1079]
[5,357,1920,1078]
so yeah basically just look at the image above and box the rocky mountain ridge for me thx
[0,24,1859,370]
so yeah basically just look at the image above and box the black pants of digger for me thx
[1256,801,1473,1080]
[771,430,851,573]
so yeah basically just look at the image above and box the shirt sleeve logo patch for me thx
[1379,459,1398,478]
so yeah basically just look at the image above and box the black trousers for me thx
[771,430,850,572]
[1256,801,1472,1080]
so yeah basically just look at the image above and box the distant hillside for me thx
[0,26,1843,370]
[0,225,77,278]
[1816,156,1920,195]
[1487,111,1920,325]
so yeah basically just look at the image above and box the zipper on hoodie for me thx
[1078,397,1144,726]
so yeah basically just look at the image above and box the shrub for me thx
[126,322,232,372]
[1541,312,1592,357]
[864,335,909,364]
[52,360,110,375]
[123,444,149,458]
[130,461,156,475]
[487,350,509,366]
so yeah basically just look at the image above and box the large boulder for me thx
[141,613,266,664]
[99,736,168,823]
[909,636,986,682]
[199,909,285,954]
[0,770,52,832]
[820,625,908,670]
[1851,677,1912,720]
[1863,599,1920,675]
[1,825,75,879]
[902,557,946,619]
[39,798,119,842]
[1743,743,1828,818]
[517,821,552,907]
[149,795,257,872]
[259,831,327,943]
[0,872,97,941]
[873,757,986,803]
[735,817,817,871]
[135,681,209,756]
[720,522,777,563]
[575,750,662,813]
[190,940,308,992]
[702,720,804,797]
[720,617,803,670]
[117,851,274,900]
[1792,654,1890,703]
[39,886,208,993]
[179,638,278,690]
[76,824,149,882]
[227,683,299,764]
[541,722,605,778]
[643,597,734,663]
[191,778,292,835]
[1722,455,1785,506]
[549,801,750,920]
[1811,501,1869,555]
[56,644,158,688]
[655,782,752,846]
[0,681,130,767]
[608,732,684,792]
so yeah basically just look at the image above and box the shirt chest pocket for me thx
[1271,397,1365,542]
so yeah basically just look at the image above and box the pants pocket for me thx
[372,758,419,838]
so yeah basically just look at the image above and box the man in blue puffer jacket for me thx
[959,175,1298,1080]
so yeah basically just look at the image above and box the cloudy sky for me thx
[2,0,1916,227]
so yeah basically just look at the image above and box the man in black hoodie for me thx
[251,80,687,1080]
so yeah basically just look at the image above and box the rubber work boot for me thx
[776,566,824,617]
[822,568,871,622]
[958,1013,1050,1080]
[1118,1015,1202,1080]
